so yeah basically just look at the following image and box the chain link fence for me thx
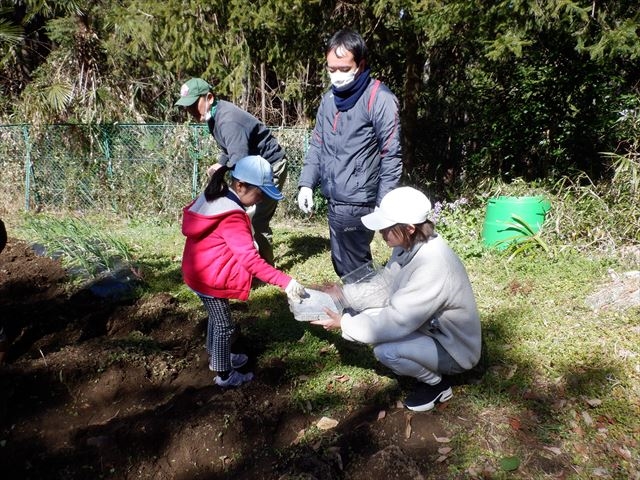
[0,124,310,219]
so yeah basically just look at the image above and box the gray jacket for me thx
[207,100,285,168]
[340,236,482,370]
[298,79,402,206]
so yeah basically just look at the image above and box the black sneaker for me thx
[404,379,453,412]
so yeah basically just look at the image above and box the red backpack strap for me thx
[367,79,381,112]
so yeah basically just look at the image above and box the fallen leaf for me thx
[571,421,584,437]
[326,447,343,470]
[616,445,632,461]
[435,455,448,463]
[592,467,609,477]
[507,385,520,397]
[438,447,452,455]
[509,417,521,430]
[581,411,593,427]
[543,446,562,456]
[405,414,412,439]
[292,429,306,444]
[316,417,339,430]
[522,389,537,400]
[596,414,615,425]
[586,398,602,407]
[334,374,350,383]
[395,400,404,409]
[467,467,481,476]
[574,443,588,455]
[433,434,451,443]
[506,365,517,379]
[377,410,386,420]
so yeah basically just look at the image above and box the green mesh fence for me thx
[0,124,310,218]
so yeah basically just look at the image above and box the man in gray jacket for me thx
[176,78,287,266]
[297,29,403,278]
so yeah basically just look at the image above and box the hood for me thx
[182,196,246,239]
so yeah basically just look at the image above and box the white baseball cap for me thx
[361,187,432,231]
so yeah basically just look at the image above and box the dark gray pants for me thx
[252,158,287,266]
[328,202,375,279]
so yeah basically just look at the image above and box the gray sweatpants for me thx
[373,332,464,385]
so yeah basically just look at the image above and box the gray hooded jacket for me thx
[298,78,402,206]
[340,235,482,370]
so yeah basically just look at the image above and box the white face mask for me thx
[329,69,357,89]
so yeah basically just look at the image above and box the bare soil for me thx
[0,238,461,480]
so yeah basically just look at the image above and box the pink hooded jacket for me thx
[181,194,291,300]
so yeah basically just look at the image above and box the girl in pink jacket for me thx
[182,155,306,387]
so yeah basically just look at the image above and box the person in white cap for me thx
[181,155,306,388]
[311,186,481,411]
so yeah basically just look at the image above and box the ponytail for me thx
[204,165,231,201]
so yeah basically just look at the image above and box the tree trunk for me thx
[401,32,422,175]
[261,62,266,121]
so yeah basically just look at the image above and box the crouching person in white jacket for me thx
[311,187,482,412]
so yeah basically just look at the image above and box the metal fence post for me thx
[22,124,32,211]
[190,125,201,199]
[102,125,113,179]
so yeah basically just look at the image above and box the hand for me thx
[297,187,314,214]
[311,308,342,330]
[285,279,307,301]
[207,163,223,176]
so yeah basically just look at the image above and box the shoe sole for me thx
[404,387,453,412]
[214,372,254,388]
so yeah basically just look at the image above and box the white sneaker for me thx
[230,353,248,369]
[209,353,249,371]
[214,370,254,388]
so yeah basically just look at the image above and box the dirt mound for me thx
[0,238,454,479]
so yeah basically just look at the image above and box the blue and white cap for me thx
[231,155,283,201]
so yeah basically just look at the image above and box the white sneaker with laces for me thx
[214,369,254,388]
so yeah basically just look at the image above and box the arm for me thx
[219,212,291,289]
[341,256,449,344]
[297,96,326,189]
[371,88,403,204]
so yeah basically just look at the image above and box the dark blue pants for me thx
[328,203,375,279]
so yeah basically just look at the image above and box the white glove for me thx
[285,279,307,301]
[297,187,314,214]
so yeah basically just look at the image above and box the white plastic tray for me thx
[288,288,342,321]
